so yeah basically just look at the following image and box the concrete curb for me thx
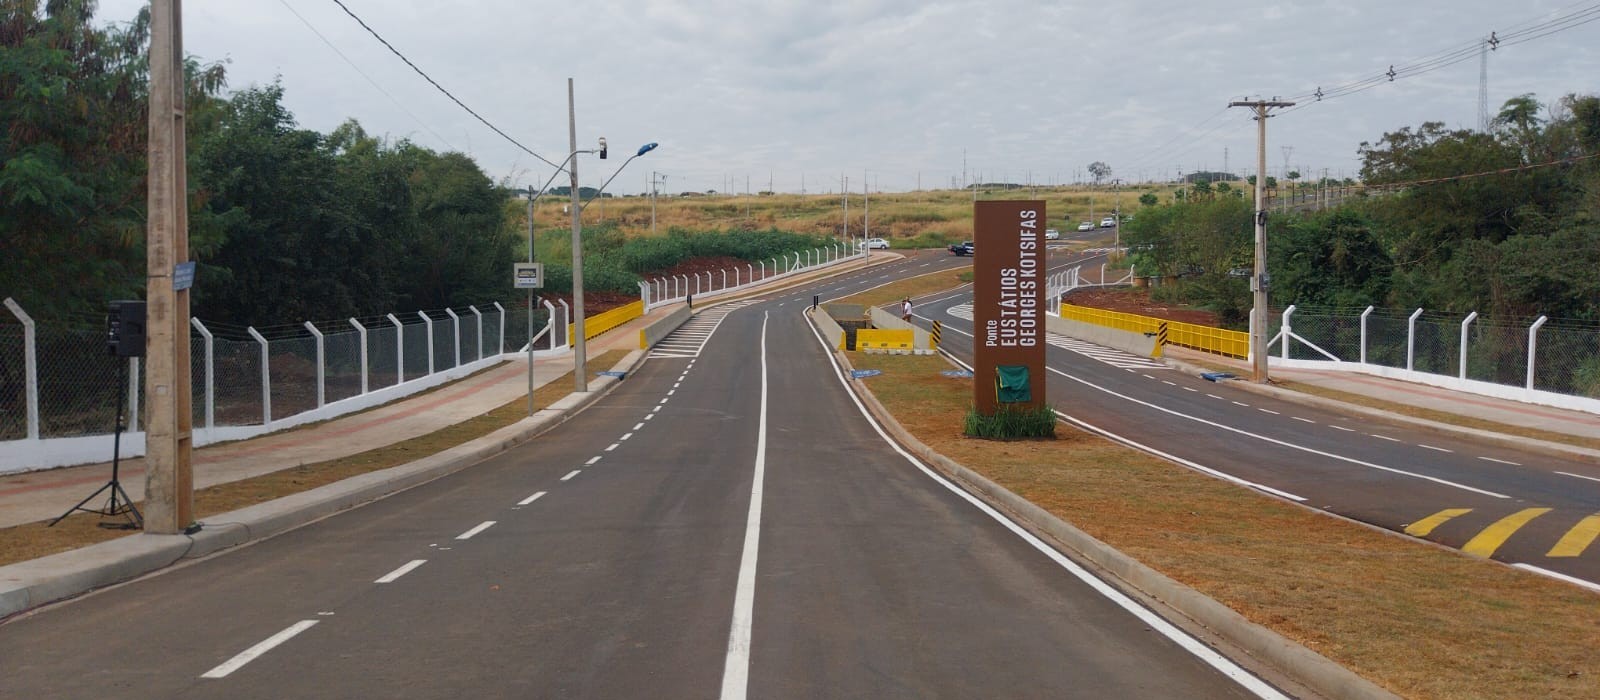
[834,350,1400,700]
[1163,355,1600,464]
[0,350,648,620]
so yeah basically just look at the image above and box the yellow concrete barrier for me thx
[571,299,644,343]
[1059,303,1248,359]
[857,328,915,353]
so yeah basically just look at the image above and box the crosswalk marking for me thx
[647,299,761,359]
[1461,508,1551,557]
[1548,514,1600,557]
[1404,508,1471,537]
[946,303,1167,369]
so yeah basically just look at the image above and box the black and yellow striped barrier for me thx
[930,321,942,349]
[1154,321,1168,359]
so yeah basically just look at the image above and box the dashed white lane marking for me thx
[633,422,645,431]
[1143,374,1157,380]
[1163,380,1177,386]
[1330,425,1356,432]
[1232,401,1249,407]
[375,559,427,584]
[1292,417,1316,424]
[1418,444,1454,453]
[561,470,581,481]
[674,382,681,389]
[1259,409,1280,415]
[518,491,547,506]
[659,398,669,405]
[1206,394,1224,400]
[1371,434,1402,442]
[200,620,320,678]
[645,413,656,420]
[621,432,634,441]
[605,443,619,452]
[1557,471,1600,483]
[668,389,676,396]
[456,521,496,540]
[586,456,602,465]
[1483,457,1522,466]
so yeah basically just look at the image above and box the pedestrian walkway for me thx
[0,255,891,532]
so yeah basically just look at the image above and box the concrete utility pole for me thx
[568,78,588,393]
[1229,98,1295,384]
[863,172,869,255]
[842,175,849,240]
[143,0,192,534]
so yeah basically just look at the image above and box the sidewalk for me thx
[1163,346,1600,456]
[0,253,894,532]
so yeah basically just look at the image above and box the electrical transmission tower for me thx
[1479,32,1500,132]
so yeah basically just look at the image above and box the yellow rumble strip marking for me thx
[1547,513,1600,558]
[1404,508,1472,537]
[1462,508,1551,558]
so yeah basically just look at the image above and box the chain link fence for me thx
[1282,306,1600,400]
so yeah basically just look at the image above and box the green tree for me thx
[1138,192,1158,207]
[1087,161,1111,185]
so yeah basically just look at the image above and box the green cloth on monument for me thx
[996,365,1031,403]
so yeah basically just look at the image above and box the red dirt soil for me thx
[1063,287,1220,326]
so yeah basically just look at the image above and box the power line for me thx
[1361,152,1599,191]
[326,0,562,170]
[275,0,455,150]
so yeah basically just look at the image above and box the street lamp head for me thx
[636,142,659,157]
[598,137,608,159]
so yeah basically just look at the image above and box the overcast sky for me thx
[97,0,1599,194]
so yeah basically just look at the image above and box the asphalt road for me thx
[906,250,1600,587]
[0,252,1291,698]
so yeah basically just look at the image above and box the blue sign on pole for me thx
[173,261,196,291]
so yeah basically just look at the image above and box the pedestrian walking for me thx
[901,297,913,322]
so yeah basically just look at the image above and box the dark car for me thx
[948,241,974,256]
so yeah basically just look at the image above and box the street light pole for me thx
[567,78,588,393]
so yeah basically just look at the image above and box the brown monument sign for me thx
[972,201,1047,415]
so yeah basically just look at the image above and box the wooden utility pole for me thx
[1229,99,1295,384]
[144,0,193,533]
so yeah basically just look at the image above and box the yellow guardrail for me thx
[1059,303,1248,359]
[572,299,644,343]
[856,328,915,352]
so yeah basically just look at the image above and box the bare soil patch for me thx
[1064,286,1219,326]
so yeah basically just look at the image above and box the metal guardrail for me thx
[1059,304,1248,359]
[571,300,643,343]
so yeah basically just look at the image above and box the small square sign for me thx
[514,262,544,289]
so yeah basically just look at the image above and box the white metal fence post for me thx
[1406,308,1424,372]
[1459,311,1478,379]
[305,322,325,408]
[1527,316,1548,390]
[493,302,506,355]
[192,318,215,430]
[470,306,483,361]
[445,308,461,368]
[418,311,434,374]
[558,300,571,348]
[1359,306,1373,365]
[247,326,271,424]
[542,300,559,350]
[386,313,404,384]
[747,264,753,285]
[722,269,727,289]
[349,318,368,395]
[1282,305,1296,358]
[3,298,39,440]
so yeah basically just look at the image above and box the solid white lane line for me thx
[803,313,1291,699]
[517,491,547,506]
[1259,409,1280,415]
[586,456,602,465]
[1371,434,1402,442]
[1330,425,1356,432]
[561,470,580,481]
[621,432,634,440]
[456,521,496,540]
[1418,444,1454,453]
[375,559,427,584]
[605,443,619,451]
[1481,456,1521,466]
[200,620,320,678]
[1512,563,1600,593]
[633,422,645,431]
[1292,417,1316,424]
[719,311,770,700]
[1557,471,1600,483]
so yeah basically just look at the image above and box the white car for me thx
[1076,221,1094,232]
[1100,217,1118,228]
[864,237,890,249]
[1044,229,1060,240]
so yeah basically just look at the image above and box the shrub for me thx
[964,405,1057,439]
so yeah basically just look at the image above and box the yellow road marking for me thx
[1462,508,1551,557]
[1547,513,1600,558]
[1404,508,1472,537]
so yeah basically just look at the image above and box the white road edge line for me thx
[456,521,496,540]
[517,491,547,506]
[801,308,1290,700]
[200,620,319,678]
[931,317,1508,499]
[375,559,427,584]
[1512,563,1600,593]
[719,311,770,700]
[1556,471,1600,483]
[561,470,580,481]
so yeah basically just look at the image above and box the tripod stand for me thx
[50,358,143,530]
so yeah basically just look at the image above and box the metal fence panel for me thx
[0,324,25,440]
[213,336,264,426]
[35,326,122,438]
[191,333,207,427]
[1465,322,1527,386]
[430,314,455,371]
[403,322,429,379]
[1287,312,1361,361]
[368,324,399,388]
[1364,315,1409,369]
[268,335,318,419]
[1413,318,1458,376]
[1536,325,1600,397]
[323,325,363,404]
